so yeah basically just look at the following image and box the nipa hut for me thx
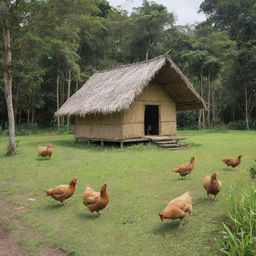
[56,54,207,146]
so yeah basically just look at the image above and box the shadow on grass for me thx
[153,221,181,234]
[43,204,63,210]
[76,212,99,220]
[222,167,237,171]
[193,197,217,206]
[35,158,51,161]
[53,140,107,151]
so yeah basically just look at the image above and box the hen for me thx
[45,178,78,206]
[222,155,242,168]
[159,192,192,223]
[170,157,195,179]
[203,173,222,198]
[83,184,109,215]
[38,144,53,159]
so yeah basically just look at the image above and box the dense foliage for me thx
[1,0,256,130]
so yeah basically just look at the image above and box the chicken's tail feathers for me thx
[170,167,179,173]
[183,191,190,196]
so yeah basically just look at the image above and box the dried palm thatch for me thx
[55,54,207,117]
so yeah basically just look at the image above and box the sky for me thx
[107,0,206,25]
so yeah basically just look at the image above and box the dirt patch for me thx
[0,200,26,256]
[0,199,70,256]
[0,179,15,184]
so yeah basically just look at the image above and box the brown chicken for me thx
[38,144,53,159]
[203,173,222,198]
[83,184,109,215]
[222,155,242,168]
[45,178,78,206]
[159,192,192,223]
[170,157,195,178]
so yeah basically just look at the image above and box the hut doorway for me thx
[144,105,159,135]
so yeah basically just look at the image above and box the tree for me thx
[0,1,21,155]
[129,0,174,60]
[200,0,256,128]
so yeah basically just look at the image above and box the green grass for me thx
[220,186,256,256]
[0,130,256,256]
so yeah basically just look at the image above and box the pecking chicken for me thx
[45,178,78,206]
[221,155,242,168]
[38,144,53,159]
[83,184,109,215]
[159,191,192,223]
[203,173,222,198]
[170,157,195,179]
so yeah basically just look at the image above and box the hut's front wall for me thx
[122,81,176,139]
[75,112,123,140]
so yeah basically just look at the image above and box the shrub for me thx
[226,120,246,130]
[248,161,256,179]
[220,187,256,255]
[226,119,256,130]
[177,111,198,129]
[56,126,72,135]
[15,124,38,136]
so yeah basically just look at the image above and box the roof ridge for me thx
[95,54,167,74]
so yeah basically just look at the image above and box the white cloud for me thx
[107,0,206,25]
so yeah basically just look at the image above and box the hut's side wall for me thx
[122,81,176,139]
[75,113,123,140]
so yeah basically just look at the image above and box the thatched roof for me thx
[55,54,207,117]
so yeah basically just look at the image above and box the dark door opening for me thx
[144,105,159,135]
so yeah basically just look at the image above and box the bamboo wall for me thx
[75,81,176,140]
[122,81,176,139]
[75,112,123,140]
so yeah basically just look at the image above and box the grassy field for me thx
[0,130,256,256]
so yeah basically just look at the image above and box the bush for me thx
[177,111,198,129]
[226,120,247,130]
[15,123,38,136]
[248,161,256,179]
[56,126,72,135]
[220,187,256,255]
[226,119,256,130]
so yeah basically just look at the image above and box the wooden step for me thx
[159,144,179,148]
[166,147,185,151]
[155,140,177,145]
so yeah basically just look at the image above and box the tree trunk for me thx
[56,74,60,128]
[61,78,65,126]
[211,80,215,126]
[3,19,16,156]
[198,74,204,129]
[202,110,205,129]
[66,69,71,129]
[207,75,211,128]
[75,80,78,92]
[245,84,249,130]
[198,110,202,129]
[27,110,30,124]
[145,39,150,60]
[31,108,35,125]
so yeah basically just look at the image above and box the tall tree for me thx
[0,1,21,155]
[129,0,174,61]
